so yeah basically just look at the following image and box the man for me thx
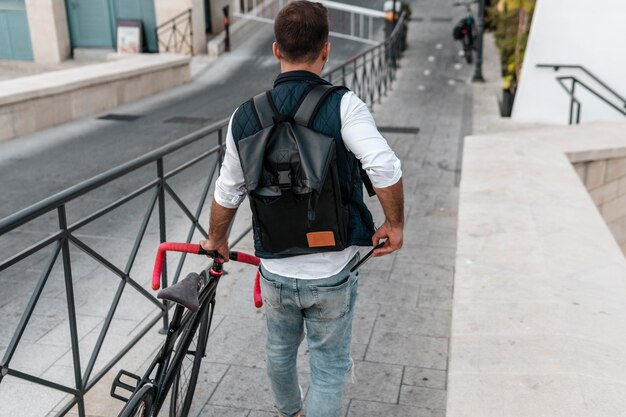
[200,2,403,416]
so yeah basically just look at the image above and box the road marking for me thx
[454,63,463,70]
[164,116,210,125]
[98,114,143,122]
[448,79,456,86]
[418,85,425,91]
[458,50,465,57]
[424,69,431,76]
[428,56,435,62]
[436,43,442,49]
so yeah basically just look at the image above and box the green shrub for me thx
[487,0,535,93]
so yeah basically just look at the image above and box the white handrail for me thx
[232,0,386,44]
[317,0,386,18]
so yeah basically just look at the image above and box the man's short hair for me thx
[274,1,329,64]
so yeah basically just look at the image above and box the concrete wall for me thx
[512,0,626,124]
[154,0,206,54]
[24,0,71,63]
[451,122,626,416]
[574,157,626,255]
[0,55,190,141]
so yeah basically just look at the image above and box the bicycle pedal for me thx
[110,369,141,403]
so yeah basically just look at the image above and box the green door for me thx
[65,0,157,52]
[0,0,34,60]
[66,0,115,48]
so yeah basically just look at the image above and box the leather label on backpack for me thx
[306,231,336,248]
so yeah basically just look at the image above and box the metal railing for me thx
[0,15,408,417]
[234,0,386,45]
[0,121,235,416]
[323,13,406,108]
[537,64,626,124]
[156,8,193,55]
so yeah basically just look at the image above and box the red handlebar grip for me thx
[161,242,201,254]
[152,247,165,290]
[254,270,263,308]
[152,243,203,290]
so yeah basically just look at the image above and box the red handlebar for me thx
[152,242,263,308]
[254,270,263,308]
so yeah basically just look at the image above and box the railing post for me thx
[569,80,576,125]
[58,205,85,417]
[189,10,194,55]
[223,5,231,53]
[472,0,486,82]
[157,159,169,331]
[218,128,225,166]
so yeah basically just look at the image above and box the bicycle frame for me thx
[453,1,477,34]
[153,279,217,413]
[115,271,219,415]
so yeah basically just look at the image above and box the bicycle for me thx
[110,240,383,417]
[452,1,478,64]
[110,242,261,417]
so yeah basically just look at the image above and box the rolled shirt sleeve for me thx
[339,91,402,188]
[213,112,247,209]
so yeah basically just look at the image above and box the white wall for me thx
[512,0,626,124]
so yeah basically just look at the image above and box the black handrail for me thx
[537,64,626,107]
[0,120,233,417]
[0,14,409,417]
[0,119,227,236]
[537,64,626,124]
[155,8,193,55]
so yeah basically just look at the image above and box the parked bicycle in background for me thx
[452,1,478,64]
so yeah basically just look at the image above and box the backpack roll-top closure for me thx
[240,85,342,195]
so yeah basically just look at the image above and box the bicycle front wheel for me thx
[119,384,155,417]
[169,303,210,417]
[464,40,473,64]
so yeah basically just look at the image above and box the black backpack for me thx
[236,84,351,257]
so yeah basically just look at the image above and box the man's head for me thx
[273,1,330,73]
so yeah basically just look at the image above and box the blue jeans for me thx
[259,255,359,417]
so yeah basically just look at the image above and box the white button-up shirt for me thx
[215,91,402,279]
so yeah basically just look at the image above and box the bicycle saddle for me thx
[157,272,205,313]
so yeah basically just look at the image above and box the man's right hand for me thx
[199,239,230,262]
[372,220,403,257]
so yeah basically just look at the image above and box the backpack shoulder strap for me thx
[293,84,349,127]
[251,91,278,129]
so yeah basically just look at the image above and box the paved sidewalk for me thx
[184,0,473,415]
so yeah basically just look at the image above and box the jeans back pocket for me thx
[259,271,282,309]
[306,273,357,321]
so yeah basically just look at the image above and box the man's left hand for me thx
[371,220,403,257]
